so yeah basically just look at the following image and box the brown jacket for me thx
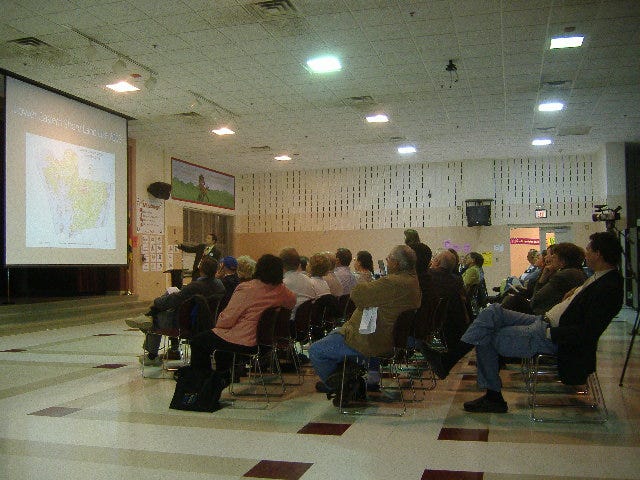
[339,272,421,356]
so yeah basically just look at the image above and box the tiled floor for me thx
[1,306,639,479]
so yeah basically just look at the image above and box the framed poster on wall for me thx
[171,157,235,209]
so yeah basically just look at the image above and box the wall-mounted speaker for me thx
[147,182,172,200]
[466,205,491,226]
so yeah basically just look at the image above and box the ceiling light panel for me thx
[106,81,139,92]
[550,36,584,49]
[538,102,564,112]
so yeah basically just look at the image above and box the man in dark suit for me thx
[414,250,471,350]
[177,233,221,276]
[422,232,623,413]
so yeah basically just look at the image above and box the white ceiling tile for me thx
[1,0,638,174]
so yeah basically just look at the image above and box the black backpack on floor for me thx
[170,366,227,412]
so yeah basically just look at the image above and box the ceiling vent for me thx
[177,112,204,118]
[557,125,591,136]
[250,145,271,151]
[342,95,376,111]
[246,0,298,18]
[535,126,556,132]
[2,37,65,64]
[541,79,572,90]
[8,37,52,49]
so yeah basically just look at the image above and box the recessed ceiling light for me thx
[538,102,564,112]
[306,55,341,73]
[212,127,235,135]
[106,81,139,92]
[550,36,584,49]
[398,146,416,154]
[366,114,389,123]
[274,155,291,161]
[532,138,553,146]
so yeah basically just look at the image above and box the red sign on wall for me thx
[510,237,540,245]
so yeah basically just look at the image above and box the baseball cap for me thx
[221,256,238,270]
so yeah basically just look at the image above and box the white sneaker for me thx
[138,354,162,366]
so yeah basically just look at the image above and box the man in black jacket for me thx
[177,233,221,276]
[422,232,623,413]
[126,256,225,365]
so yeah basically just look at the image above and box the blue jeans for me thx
[461,304,557,391]
[309,331,370,383]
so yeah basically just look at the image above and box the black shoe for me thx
[297,353,310,365]
[332,377,365,407]
[315,381,334,393]
[463,394,508,413]
[421,347,449,379]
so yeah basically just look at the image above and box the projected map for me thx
[25,133,116,249]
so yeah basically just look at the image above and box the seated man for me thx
[333,247,357,295]
[309,245,422,392]
[126,256,225,365]
[280,247,317,319]
[422,232,623,413]
[414,250,471,350]
[217,256,240,313]
[177,233,221,277]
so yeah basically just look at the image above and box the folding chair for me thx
[336,294,355,325]
[409,297,451,394]
[214,307,286,408]
[335,309,417,416]
[526,353,608,423]
[293,299,314,349]
[141,294,214,378]
[271,307,303,385]
[309,294,339,341]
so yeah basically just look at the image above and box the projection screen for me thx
[5,76,128,265]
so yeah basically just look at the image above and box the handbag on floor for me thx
[170,366,227,412]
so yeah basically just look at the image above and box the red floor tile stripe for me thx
[243,460,313,480]
[438,427,488,442]
[422,469,483,479]
[297,422,351,435]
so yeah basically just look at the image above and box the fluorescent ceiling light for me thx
[538,102,564,112]
[550,36,584,49]
[106,81,139,92]
[398,146,416,154]
[274,155,291,161]
[306,56,341,73]
[211,127,235,135]
[532,138,553,146]
[366,114,389,123]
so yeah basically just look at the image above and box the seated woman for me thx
[353,250,374,283]
[236,255,257,283]
[462,252,484,292]
[502,242,586,314]
[307,252,332,297]
[189,254,296,381]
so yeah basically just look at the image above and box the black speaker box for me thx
[147,182,172,200]
[466,205,491,226]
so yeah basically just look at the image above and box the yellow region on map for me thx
[42,149,109,232]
